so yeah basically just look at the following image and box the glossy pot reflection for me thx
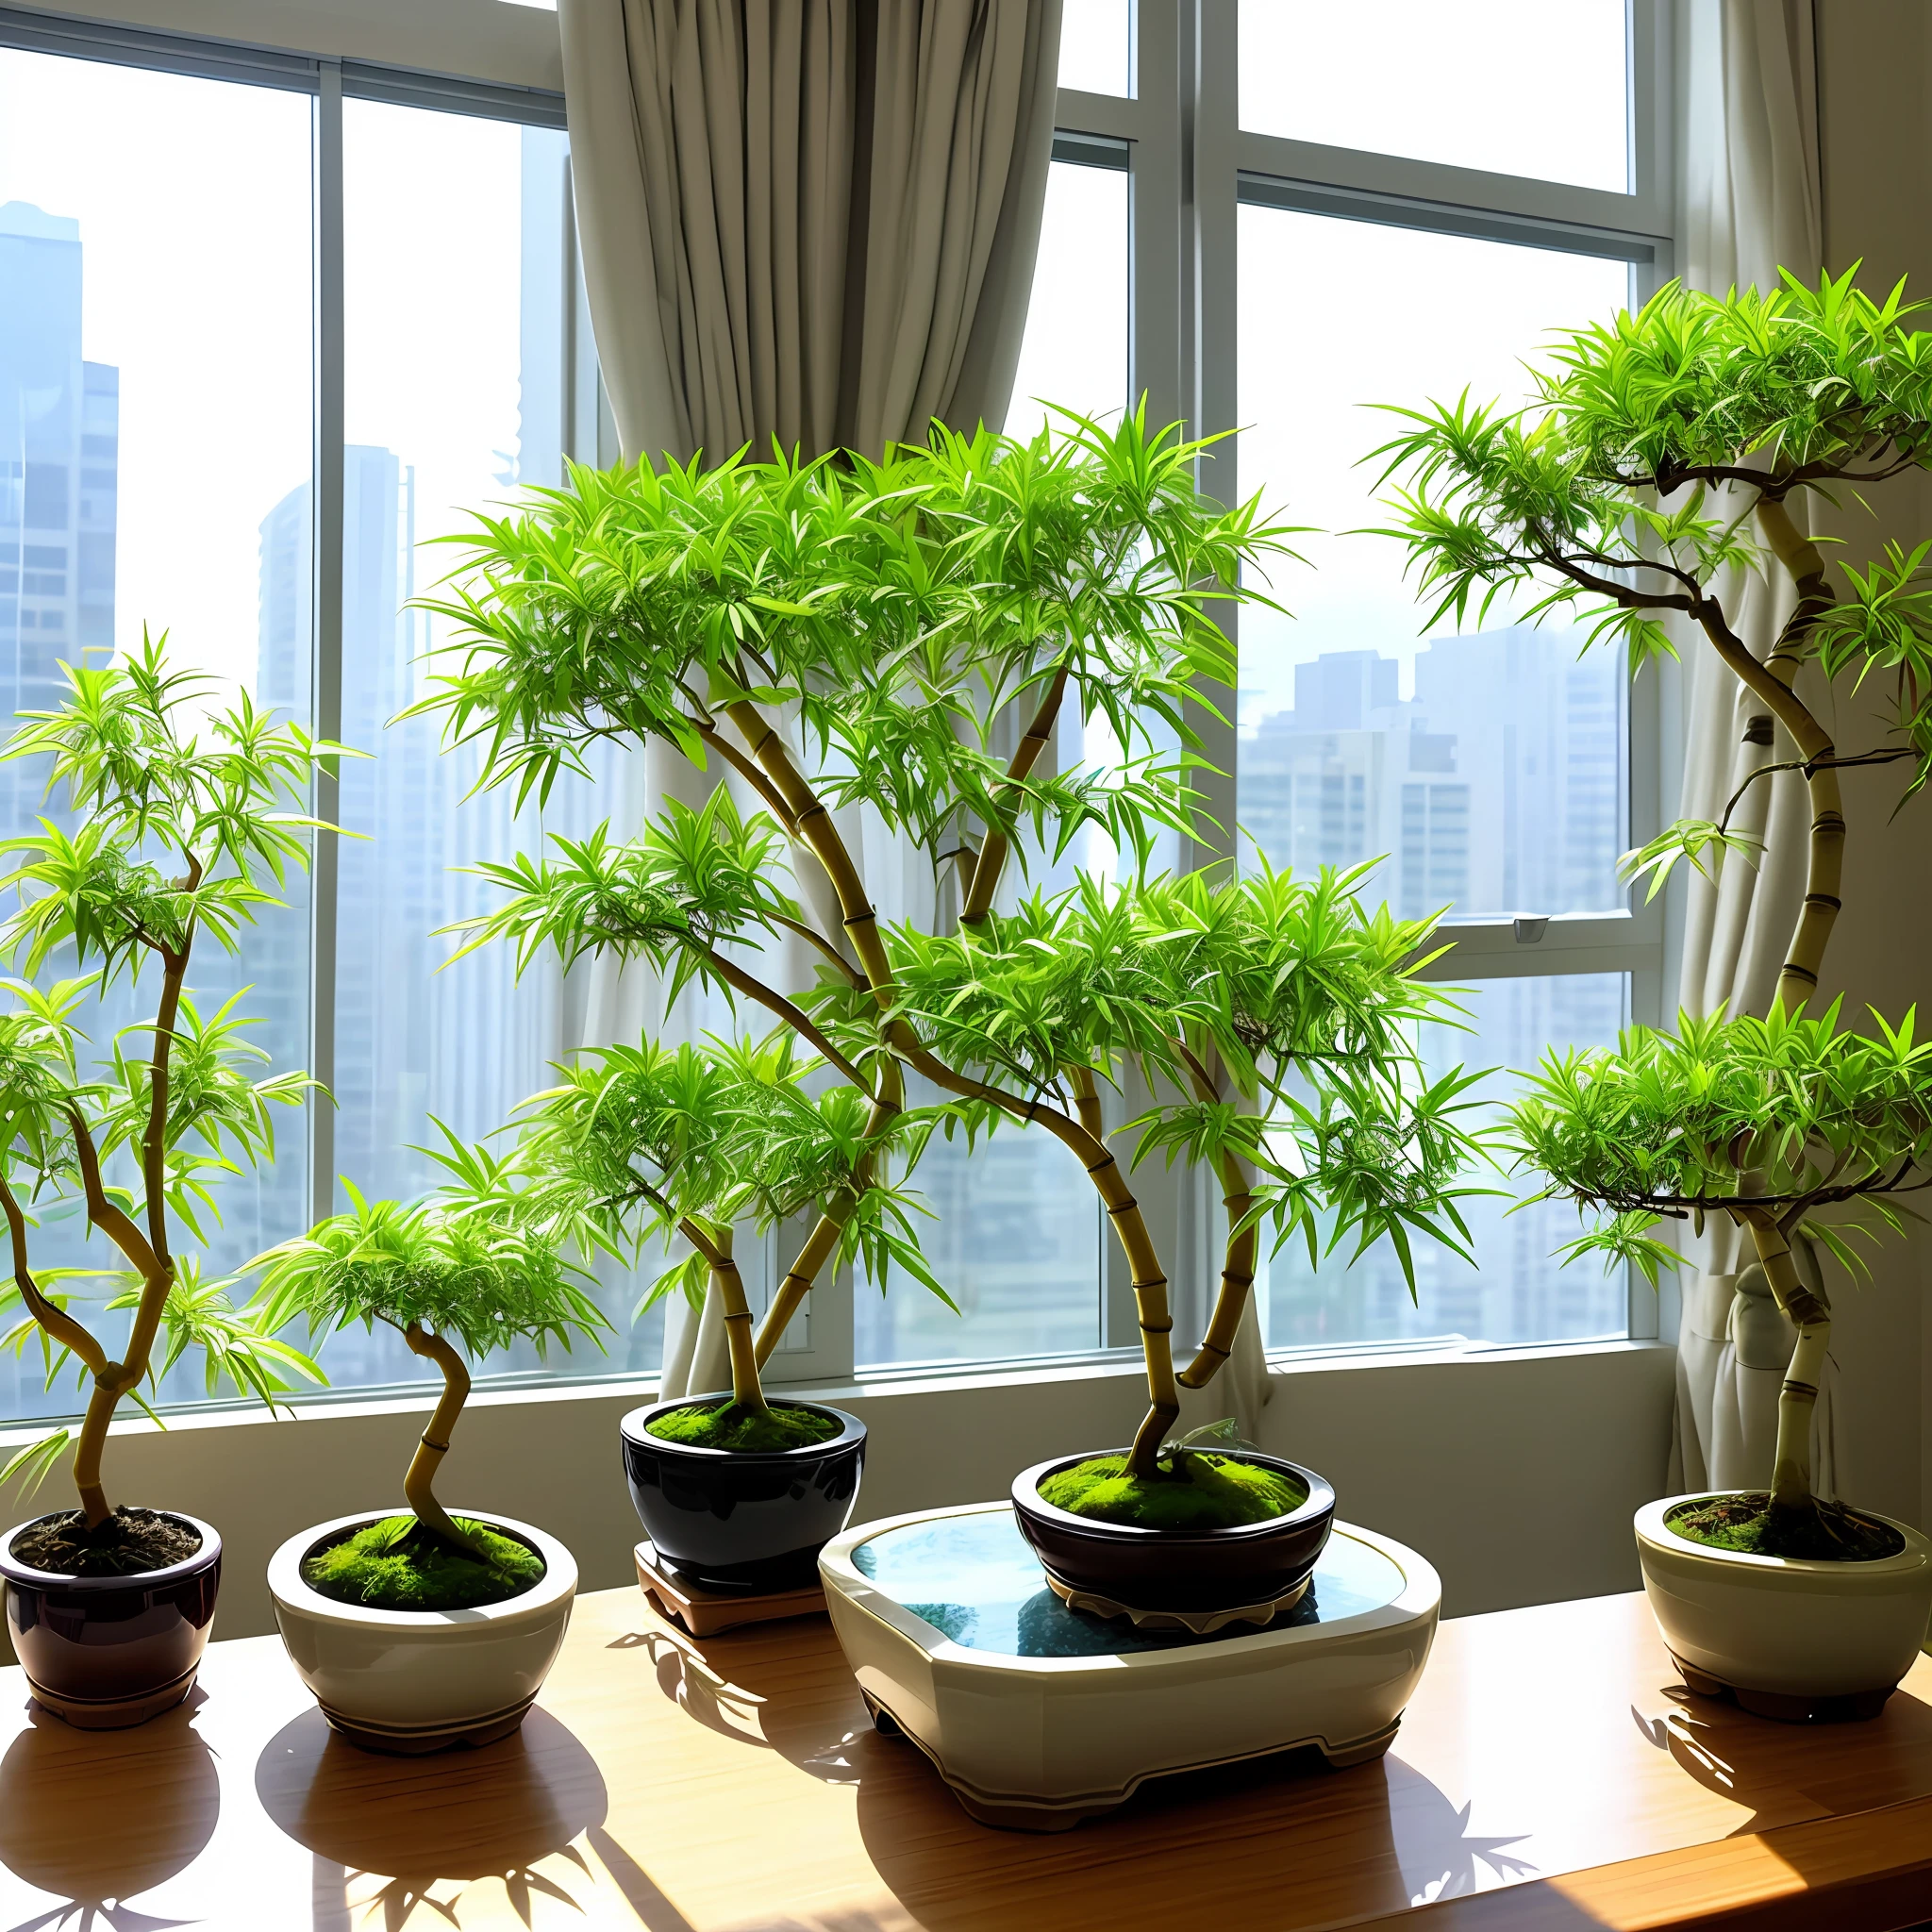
[620,1398,866,1591]
[0,1509,222,1729]
[1011,1451,1336,1614]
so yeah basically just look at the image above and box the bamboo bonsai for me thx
[0,637,336,1576]
[247,1146,607,1607]
[1374,269,1932,1563]
[503,1026,944,1450]
[414,409,1487,1550]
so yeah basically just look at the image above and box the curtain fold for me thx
[560,0,1062,467]
[1666,0,1837,1494]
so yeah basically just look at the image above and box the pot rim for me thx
[1635,1493,1932,1577]
[266,1508,577,1629]
[0,1508,222,1591]
[1011,1447,1336,1545]
[620,1395,867,1463]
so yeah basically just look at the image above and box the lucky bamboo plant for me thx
[246,1141,607,1574]
[416,409,1489,1486]
[0,638,338,1557]
[1375,269,1932,1555]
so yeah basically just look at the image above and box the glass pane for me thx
[0,52,313,1422]
[1237,208,1630,921]
[857,1108,1102,1369]
[1058,0,1134,97]
[1261,974,1631,1349]
[1239,0,1628,193]
[1006,158,1128,442]
[335,101,659,1392]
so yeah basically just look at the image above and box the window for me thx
[0,39,314,1420]
[1017,1,1672,1361]
[0,2,1673,1426]
[0,12,649,1416]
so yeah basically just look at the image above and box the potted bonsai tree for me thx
[416,408,1489,1620]
[0,637,337,1726]
[1375,267,1932,1718]
[251,1145,606,1754]
[499,1024,942,1590]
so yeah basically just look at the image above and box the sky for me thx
[0,53,543,708]
[1020,0,1636,728]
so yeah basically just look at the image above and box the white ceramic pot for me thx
[1636,1494,1932,1721]
[267,1509,576,1754]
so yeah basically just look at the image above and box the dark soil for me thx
[645,1399,841,1452]
[301,1514,544,1612]
[1668,1492,1906,1562]
[10,1507,204,1577]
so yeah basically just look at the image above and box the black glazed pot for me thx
[0,1510,222,1728]
[620,1397,866,1591]
[1011,1450,1335,1614]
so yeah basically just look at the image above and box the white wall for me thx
[0,1341,1674,1653]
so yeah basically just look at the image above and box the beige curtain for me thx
[1668,0,1837,1497]
[559,0,1063,466]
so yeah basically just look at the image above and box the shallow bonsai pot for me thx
[0,1509,223,1729]
[1636,1493,1932,1722]
[1011,1450,1336,1615]
[619,1396,866,1591]
[267,1508,576,1755]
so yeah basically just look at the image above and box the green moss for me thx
[1667,1493,1904,1563]
[301,1515,545,1611]
[645,1399,841,1452]
[1039,1451,1307,1531]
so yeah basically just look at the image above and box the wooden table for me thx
[2,1584,1930,1931]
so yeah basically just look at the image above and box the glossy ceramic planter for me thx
[1,1509,222,1728]
[267,1509,576,1755]
[1011,1450,1336,1616]
[620,1397,866,1591]
[1636,1493,1932,1722]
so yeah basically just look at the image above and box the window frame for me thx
[0,0,1679,1414]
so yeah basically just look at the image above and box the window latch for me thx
[1513,917,1548,944]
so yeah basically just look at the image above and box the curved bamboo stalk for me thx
[399,1323,491,1558]
[754,1051,906,1367]
[0,1176,108,1377]
[1739,1208,1830,1517]
[1691,509,1842,1015]
[960,662,1070,924]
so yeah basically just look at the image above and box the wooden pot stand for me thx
[818,1502,1441,1831]
[634,1540,828,1638]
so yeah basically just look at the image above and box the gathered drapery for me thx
[1666,0,1838,1497]
[559,0,1062,468]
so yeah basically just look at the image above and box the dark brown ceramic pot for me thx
[0,1511,222,1728]
[1010,1450,1335,1614]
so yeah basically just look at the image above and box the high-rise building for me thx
[1,200,118,827]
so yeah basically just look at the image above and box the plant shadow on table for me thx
[0,1690,220,1931]
[1630,1674,1932,1833]
[634,1616,1571,1932]
[254,1706,608,1929]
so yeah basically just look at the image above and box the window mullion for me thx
[308,58,343,1227]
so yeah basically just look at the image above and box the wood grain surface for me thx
[0,1583,1927,1930]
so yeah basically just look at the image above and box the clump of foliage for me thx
[1040,1452,1307,1531]
[0,638,341,1547]
[248,1146,607,1601]
[415,408,1491,1489]
[1375,269,1932,1553]
[302,1511,545,1610]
